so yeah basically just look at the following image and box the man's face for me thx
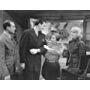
[38,22,46,31]
[8,22,16,34]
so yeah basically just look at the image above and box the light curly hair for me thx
[70,27,83,39]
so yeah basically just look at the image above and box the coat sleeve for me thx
[14,44,21,72]
[62,49,70,66]
[19,32,30,63]
[39,47,47,55]
[78,41,86,71]
[38,35,47,55]
[62,49,70,57]
[0,41,9,79]
[78,41,86,56]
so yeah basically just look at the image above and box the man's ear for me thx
[6,26,10,30]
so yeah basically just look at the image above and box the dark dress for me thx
[62,38,86,80]
[19,29,47,80]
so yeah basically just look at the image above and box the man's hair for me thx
[3,20,12,30]
[34,19,46,26]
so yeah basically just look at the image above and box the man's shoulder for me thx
[23,28,33,35]
[0,32,6,42]
[24,29,30,32]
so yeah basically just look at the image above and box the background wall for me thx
[0,10,90,45]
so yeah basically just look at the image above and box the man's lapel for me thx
[37,31,44,46]
[30,29,38,43]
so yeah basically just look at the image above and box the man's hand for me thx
[4,75,10,80]
[30,49,40,54]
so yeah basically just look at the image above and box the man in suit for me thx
[19,19,47,80]
[0,20,20,80]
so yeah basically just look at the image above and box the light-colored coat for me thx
[0,31,20,79]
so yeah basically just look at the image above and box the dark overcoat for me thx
[19,29,47,80]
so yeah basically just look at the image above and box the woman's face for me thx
[51,35,56,41]
[70,30,78,39]
[39,22,46,30]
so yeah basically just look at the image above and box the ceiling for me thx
[5,10,90,29]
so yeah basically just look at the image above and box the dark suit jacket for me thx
[0,31,20,79]
[19,29,47,72]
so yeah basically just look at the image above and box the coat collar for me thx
[69,37,79,43]
[1,31,15,48]
[30,29,42,43]
[3,31,11,39]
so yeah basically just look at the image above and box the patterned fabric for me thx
[0,32,20,79]
[64,38,86,74]
[45,41,61,62]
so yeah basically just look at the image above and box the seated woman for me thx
[42,34,61,80]
[62,27,86,80]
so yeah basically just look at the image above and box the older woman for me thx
[62,27,86,80]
